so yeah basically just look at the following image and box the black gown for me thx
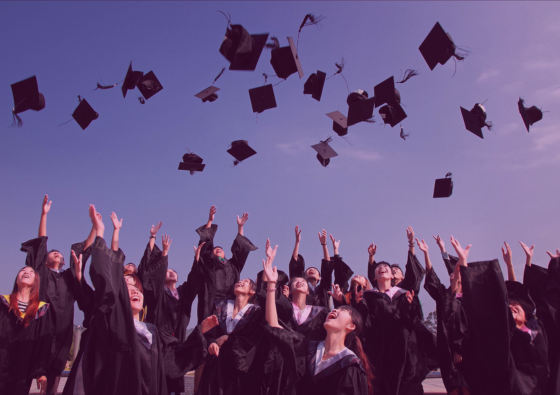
[193,223,257,324]
[198,299,265,395]
[80,237,208,395]
[289,254,338,308]
[524,260,560,395]
[0,295,51,395]
[424,266,472,394]
[138,242,199,394]
[459,260,523,395]
[20,236,83,378]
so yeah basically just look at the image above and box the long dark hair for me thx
[10,267,41,327]
[339,305,374,395]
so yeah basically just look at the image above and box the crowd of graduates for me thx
[0,196,559,395]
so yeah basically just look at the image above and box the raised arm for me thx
[407,226,415,255]
[110,212,123,252]
[501,242,516,281]
[331,234,354,293]
[519,241,534,267]
[450,236,471,267]
[433,234,446,254]
[263,241,281,328]
[367,243,377,285]
[237,212,248,237]
[293,225,301,261]
[38,195,51,237]
[416,238,432,271]
[229,213,257,274]
[205,205,216,229]
[318,229,330,261]
[149,221,163,252]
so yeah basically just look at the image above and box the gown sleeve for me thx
[137,242,168,308]
[316,259,334,307]
[196,223,218,260]
[336,365,369,395]
[228,233,258,275]
[399,251,426,294]
[289,254,306,279]
[424,267,445,303]
[333,255,354,294]
[162,325,208,378]
[367,260,376,287]
[71,241,96,325]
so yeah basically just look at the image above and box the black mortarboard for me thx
[433,172,453,198]
[249,84,277,113]
[178,153,206,174]
[219,25,269,71]
[122,62,144,98]
[518,98,543,133]
[460,103,491,139]
[137,71,163,100]
[419,22,463,70]
[505,280,535,320]
[326,111,348,136]
[227,140,257,164]
[444,254,459,275]
[374,76,401,108]
[195,86,220,103]
[347,91,375,126]
[72,99,99,130]
[304,71,326,101]
[379,103,407,127]
[311,137,337,167]
[270,37,304,80]
[11,76,45,114]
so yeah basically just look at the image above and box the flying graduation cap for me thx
[433,172,453,198]
[227,140,257,165]
[374,72,417,127]
[269,37,304,80]
[460,103,492,139]
[249,84,277,113]
[311,137,338,167]
[326,111,348,136]
[72,98,98,130]
[219,24,269,71]
[419,22,466,71]
[304,71,326,101]
[194,68,226,103]
[10,76,45,126]
[121,62,163,101]
[346,90,375,127]
[518,98,543,132]
[178,153,206,174]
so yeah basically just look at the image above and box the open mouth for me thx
[131,296,141,302]
[22,274,30,279]
[327,311,338,320]
[295,282,304,288]
[235,282,243,288]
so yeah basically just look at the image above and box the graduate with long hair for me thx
[0,267,51,395]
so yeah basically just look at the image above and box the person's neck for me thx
[46,262,60,271]
[17,287,31,303]
[516,322,525,330]
[133,311,141,321]
[165,282,176,292]
[292,292,307,310]
[307,277,318,287]
[377,278,392,293]
[323,331,346,359]
[233,294,250,314]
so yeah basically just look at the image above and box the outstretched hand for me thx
[432,234,445,252]
[368,243,377,258]
[501,242,512,266]
[330,234,340,253]
[416,238,428,253]
[295,225,302,243]
[282,285,289,298]
[201,315,219,334]
[194,242,206,262]
[237,212,249,227]
[208,205,217,222]
[406,226,415,244]
[519,242,534,258]
[318,229,327,245]
[162,235,172,256]
[41,195,52,215]
[150,221,163,237]
[406,290,415,304]
[71,251,83,272]
[546,249,560,259]
[265,239,278,260]
[111,212,123,230]
[450,236,471,266]
[328,284,344,302]
[263,256,278,284]
[89,205,104,237]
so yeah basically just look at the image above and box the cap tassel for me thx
[297,13,325,50]
[400,125,409,140]
[265,37,280,50]
[217,10,232,27]
[396,69,419,84]
[326,58,349,95]
[11,109,23,128]
[212,67,226,85]
[138,97,145,104]
[94,81,122,91]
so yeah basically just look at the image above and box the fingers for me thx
[546,251,553,258]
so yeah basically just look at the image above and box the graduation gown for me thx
[80,237,207,395]
[138,242,199,394]
[194,224,257,324]
[288,254,335,308]
[198,299,265,395]
[424,267,472,393]
[524,260,560,395]
[362,287,421,395]
[20,236,83,375]
[0,296,51,395]
[459,260,523,395]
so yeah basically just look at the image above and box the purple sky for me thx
[1,1,560,324]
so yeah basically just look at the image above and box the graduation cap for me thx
[122,62,144,98]
[326,111,348,136]
[311,137,337,167]
[137,71,163,100]
[379,104,407,127]
[419,22,466,71]
[249,84,277,113]
[505,281,535,320]
[178,153,206,174]
[374,76,401,108]
[72,98,98,130]
[518,98,543,132]
[227,140,257,165]
[195,86,220,103]
[10,76,45,126]
[304,70,326,101]
[270,37,304,80]
[347,90,375,127]
[433,172,453,198]
[460,103,492,139]
[219,24,269,71]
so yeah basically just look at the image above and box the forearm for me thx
[368,255,374,265]
[84,227,96,250]
[149,236,155,251]
[424,251,432,271]
[525,255,532,267]
[265,282,281,328]
[111,229,120,252]
[292,242,300,261]
[238,225,244,237]
[506,264,516,282]
[38,213,47,237]
[322,245,330,261]
[408,243,415,255]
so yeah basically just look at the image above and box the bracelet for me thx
[408,242,415,247]
[150,235,156,239]
[321,243,327,246]
[267,287,277,292]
